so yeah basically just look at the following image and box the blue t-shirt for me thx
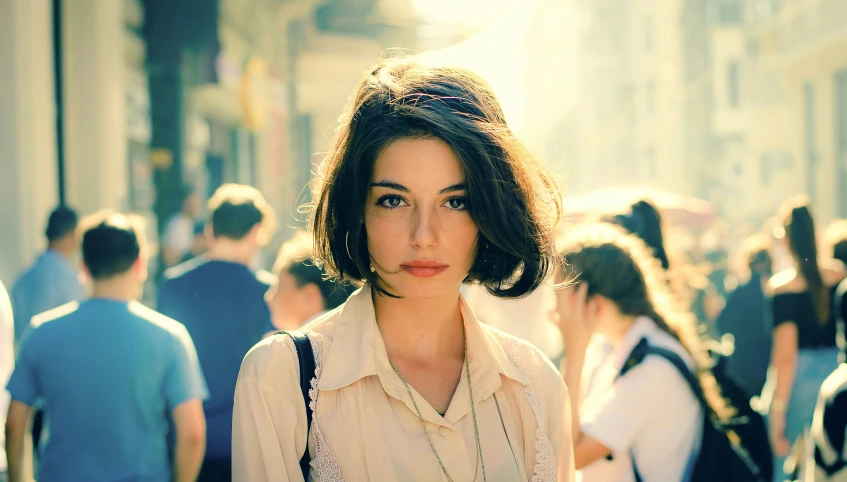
[157,258,275,458]
[6,299,208,482]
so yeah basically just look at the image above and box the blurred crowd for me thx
[1,182,847,482]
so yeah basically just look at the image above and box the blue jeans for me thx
[763,347,840,482]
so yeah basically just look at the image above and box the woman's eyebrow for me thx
[438,182,467,195]
[370,180,467,194]
[370,180,409,192]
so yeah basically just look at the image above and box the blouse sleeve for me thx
[535,348,575,482]
[555,376,576,482]
[232,337,310,482]
[771,294,796,329]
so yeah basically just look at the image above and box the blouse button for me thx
[438,426,451,437]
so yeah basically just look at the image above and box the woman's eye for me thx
[377,195,407,209]
[446,197,467,210]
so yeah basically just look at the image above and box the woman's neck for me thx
[373,288,465,364]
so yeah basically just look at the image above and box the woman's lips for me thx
[400,262,449,278]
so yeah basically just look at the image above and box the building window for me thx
[727,61,740,108]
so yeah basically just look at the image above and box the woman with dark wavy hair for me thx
[764,197,845,481]
[232,57,574,481]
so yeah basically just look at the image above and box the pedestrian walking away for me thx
[9,205,86,465]
[763,197,846,481]
[158,184,278,482]
[714,234,773,399]
[4,211,208,482]
[11,205,85,345]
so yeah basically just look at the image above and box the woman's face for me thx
[364,137,479,299]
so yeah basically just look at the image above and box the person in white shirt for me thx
[554,223,733,482]
[0,280,14,481]
[162,187,203,269]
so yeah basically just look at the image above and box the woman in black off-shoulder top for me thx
[764,198,846,482]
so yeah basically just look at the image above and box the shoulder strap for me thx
[619,337,707,408]
[619,337,706,482]
[835,279,847,364]
[279,330,317,480]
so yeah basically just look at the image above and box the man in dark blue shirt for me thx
[158,184,277,482]
[715,234,773,399]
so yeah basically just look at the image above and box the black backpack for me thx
[619,337,773,482]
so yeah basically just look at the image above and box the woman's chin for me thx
[377,274,463,300]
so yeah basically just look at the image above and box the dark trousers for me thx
[197,458,232,482]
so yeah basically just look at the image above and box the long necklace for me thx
[388,327,487,482]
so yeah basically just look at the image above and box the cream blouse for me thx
[233,285,575,481]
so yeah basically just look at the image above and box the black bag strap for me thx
[278,330,317,481]
[619,338,707,406]
[835,278,847,364]
[618,338,706,482]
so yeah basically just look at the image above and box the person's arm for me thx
[162,217,193,268]
[769,322,798,457]
[557,380,576,482]
[172,399,205,482]
[561,349,613,468]
[6,400,34,482]
[555,283,613,469]
[5,325,41,482]
[163,326,208,481]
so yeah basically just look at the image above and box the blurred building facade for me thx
[570,0,690,195]
[0,0,439,287]
[744,0,847,223]
[0,0,138,286]
[570,0,847,228]
[522,0,576,179]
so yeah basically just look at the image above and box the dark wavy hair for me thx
[308,57,561,298]
[611,199,670,270]
[559,223,733,421]
[80,210,146,280]
[781,197,828,323]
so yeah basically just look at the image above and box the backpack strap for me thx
[835,279,847,364]
[618,337,706,482]
[278,330,317,481]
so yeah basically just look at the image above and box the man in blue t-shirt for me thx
[158,184,277,482]
[5,211,208,482]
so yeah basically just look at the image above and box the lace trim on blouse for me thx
[282,333,344,481]
[503,337,556,482]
